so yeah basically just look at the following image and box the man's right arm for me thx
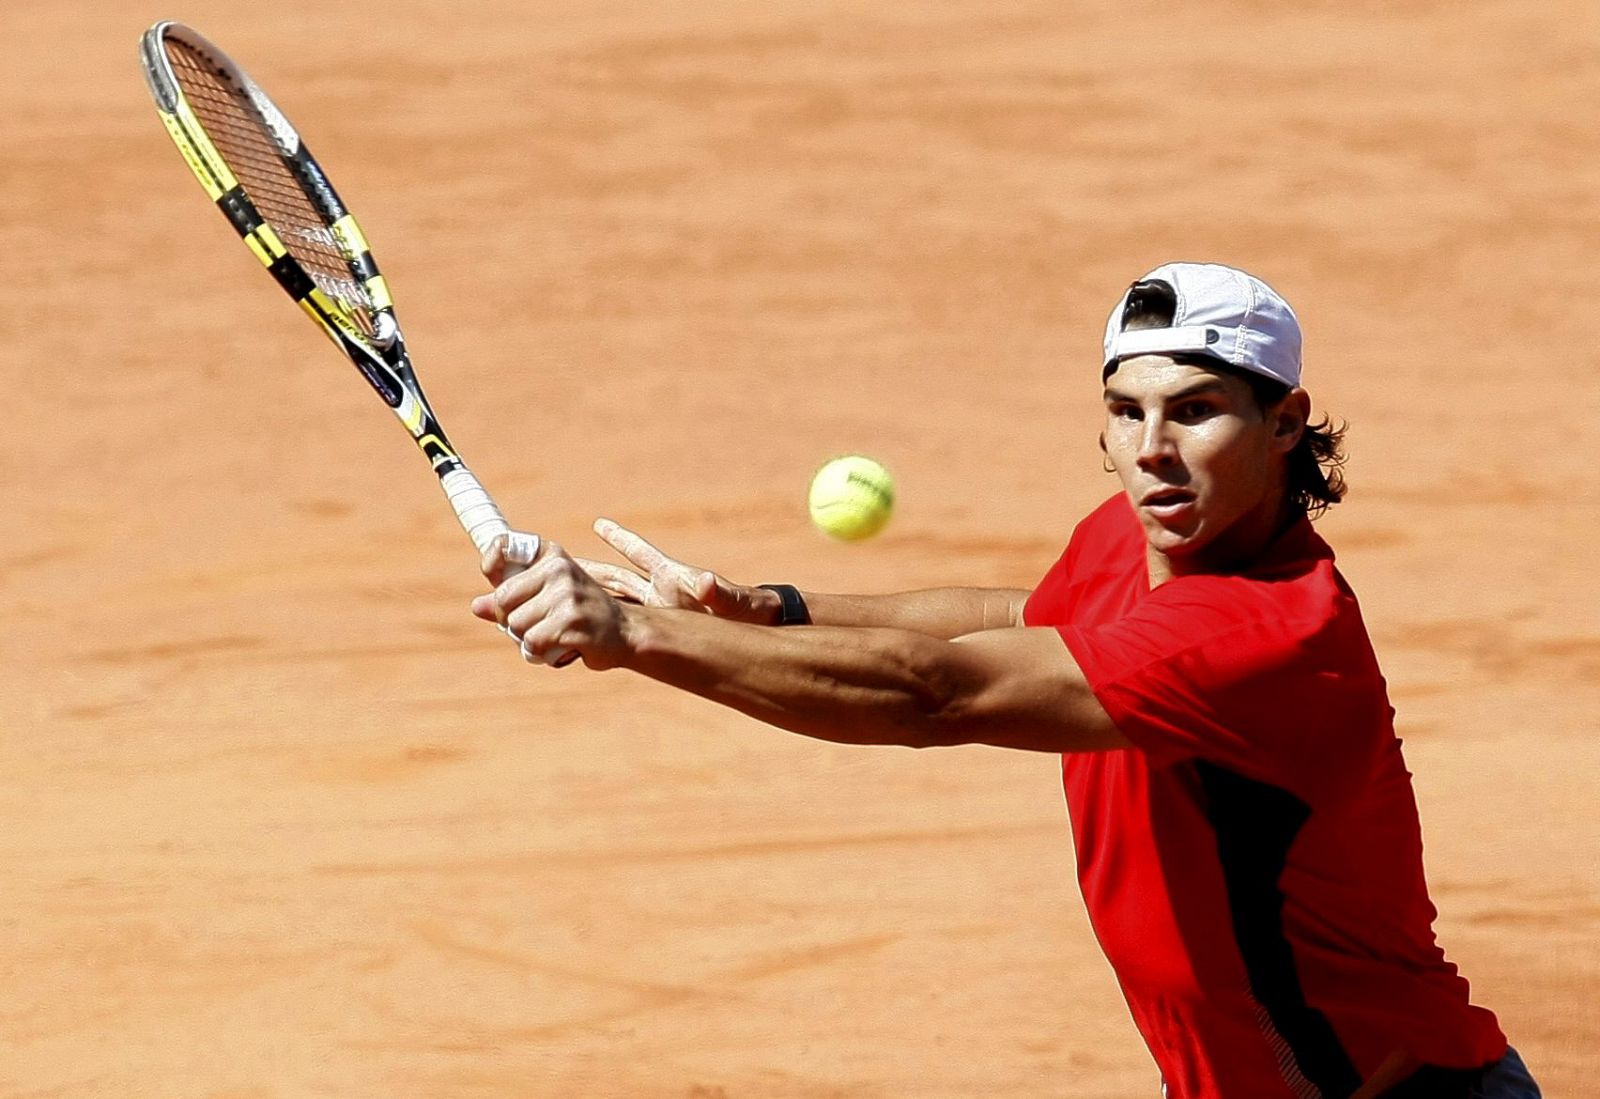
[504,520,1031,639]
[782,587,1029,639]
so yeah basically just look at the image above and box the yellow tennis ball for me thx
[809,455,894,541]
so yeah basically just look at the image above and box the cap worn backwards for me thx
[1102,262,1303,388]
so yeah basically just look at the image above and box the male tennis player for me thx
[472,262,1539,1098]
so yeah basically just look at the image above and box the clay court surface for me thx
[4,1,1598,1094]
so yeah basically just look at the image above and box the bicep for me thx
[940,627,1129,753]
[1002,589,1030,627]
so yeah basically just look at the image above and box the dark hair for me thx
[1107,279,1347,518]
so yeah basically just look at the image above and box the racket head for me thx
[139,22,513,553]
[140,21,407,405]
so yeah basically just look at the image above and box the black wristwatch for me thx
[756,583,812,626]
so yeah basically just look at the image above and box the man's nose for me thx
[1136,417,1179,470]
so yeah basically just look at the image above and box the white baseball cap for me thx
[1102,262,1302,388]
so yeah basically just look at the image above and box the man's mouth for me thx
[1140,487,1197,517]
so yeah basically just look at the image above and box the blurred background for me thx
[3,1,1597,1094]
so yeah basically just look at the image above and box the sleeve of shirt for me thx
[1058,578,1367,797]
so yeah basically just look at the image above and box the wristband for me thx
[756,583,811,626]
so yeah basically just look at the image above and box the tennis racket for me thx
[140,21,566,661]
[138,21,533,559]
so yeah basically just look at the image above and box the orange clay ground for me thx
[3,2,1597,1095]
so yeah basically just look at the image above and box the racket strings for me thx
[165,38,376,335]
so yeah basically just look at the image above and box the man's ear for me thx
[1271,388,1312,453]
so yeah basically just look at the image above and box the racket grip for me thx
[440,467,510,554]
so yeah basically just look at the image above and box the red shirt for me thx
[1023,495,1505,1098]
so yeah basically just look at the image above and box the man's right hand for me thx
[576,518,782,625]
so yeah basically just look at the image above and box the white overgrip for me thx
[440,466,510,554]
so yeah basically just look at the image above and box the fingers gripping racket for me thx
[139,21,533,565]
[140,22,568,660]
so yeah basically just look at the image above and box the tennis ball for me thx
[808,455,894,541]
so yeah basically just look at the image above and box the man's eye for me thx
[1177,401,1214,420]
[1111,405,1141,421]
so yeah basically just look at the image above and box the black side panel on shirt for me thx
[1379,1063,1489,1098]
[1197,761,1362,1099]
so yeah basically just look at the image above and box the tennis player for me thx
[472,262,1539,1098]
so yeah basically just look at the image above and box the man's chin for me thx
[1139,510,1204,551]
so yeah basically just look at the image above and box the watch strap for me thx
[756,583,812,626]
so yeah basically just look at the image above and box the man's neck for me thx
[1146,491,1296,588]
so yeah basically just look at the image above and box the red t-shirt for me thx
[1023,495,1505,1099]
